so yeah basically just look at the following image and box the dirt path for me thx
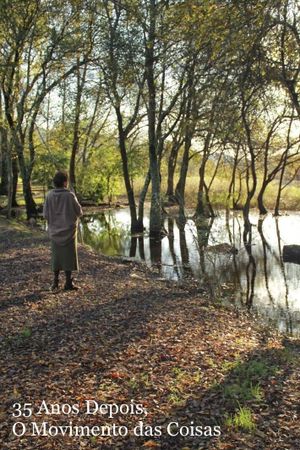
[0,218,299,450]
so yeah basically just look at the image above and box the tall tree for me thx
[96,0,146,232]
[0,0,93,218]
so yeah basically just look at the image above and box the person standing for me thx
[43,171,83,290]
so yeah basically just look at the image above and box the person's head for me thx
[53,171,68,188]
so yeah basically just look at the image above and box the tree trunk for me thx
[175,134,191,218]
[232,172,242,210]
[22,175,36,218]
[227,146,240,209]
[241,95,257,244]
[116,107,143,233]
[3,91,37,217]
[274,143,288,216]
[195,129,212,217]
[257,183,268,215]
[0,159,8,195]
[204,181,214,217]
[146,0,162,237]
[11,156,19,207]
[69,61,87,192]
[166,141,180,203]
[6,137,13,219]
[0,127,8,195]
[12,135,37,218]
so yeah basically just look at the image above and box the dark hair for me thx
[53,171,68,188]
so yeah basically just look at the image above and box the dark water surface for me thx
[80,208,300,335]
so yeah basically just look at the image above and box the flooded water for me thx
[80,208,300,335]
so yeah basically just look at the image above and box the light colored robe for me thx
[43,188,82,245]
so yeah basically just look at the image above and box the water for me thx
[80,208,300,335]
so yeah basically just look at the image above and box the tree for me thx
[0,0,93,218]
[95,0,146,232]
[263,0,300,118]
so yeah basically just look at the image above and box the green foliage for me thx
[76,140,123,203]
[76,169,106,202]
[32,124,71,189]
[33,152,69,190]
[32,122,127,203]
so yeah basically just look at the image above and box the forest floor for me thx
[0,217,299,450]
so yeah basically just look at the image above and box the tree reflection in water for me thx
[243,218,257,309]
[274,217,293,334]
[80,208,300,334]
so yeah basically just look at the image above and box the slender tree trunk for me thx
[166,140,180,203]
[204,181,214,217]
[0,159,8,195]
[257,182,268,215]
[175,134,192,218]
[11,156,18,207]
[241,97,257,243]
[195,132,212,217]
[227,145,242,209]
[146,0,162,237]
[116,107,143,232]
[177,218,189,268]
[61,79,67,126]
[3,92,37,218]
[242,163,252,241]
[69,61,87,192]
[233,172,242,209]
[6,136,13,219]
[257,132,269,214]
[0,127,8,195]
[13,135,37,218]
[174,61,196,218]
[274,114,294,216]
[274,152,287,216]
[22,176,36,218]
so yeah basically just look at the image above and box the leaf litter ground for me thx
[0,218,299,450]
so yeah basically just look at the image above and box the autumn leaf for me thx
[142,440,160,448]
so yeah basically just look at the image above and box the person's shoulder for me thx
[46,189,55,198]
[66,189,76,197]
[56,188,72,196]
[65,190,79,201]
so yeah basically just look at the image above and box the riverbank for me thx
[0,218,299,450]
[2,173,300,214]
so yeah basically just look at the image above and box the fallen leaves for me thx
[0,221,299,449]
[143,440,161,447]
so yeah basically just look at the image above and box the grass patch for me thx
[225,406,256,431]
[229,358,277,381]
[168,391,185,406]
[277,346,300,366]
[220,358,277,404]
[20,327,32,338]
[5,327,33,349]
[166,367,203,406]
[223,381,263,402]
[217,356,279,432]
[126,372,153,394]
